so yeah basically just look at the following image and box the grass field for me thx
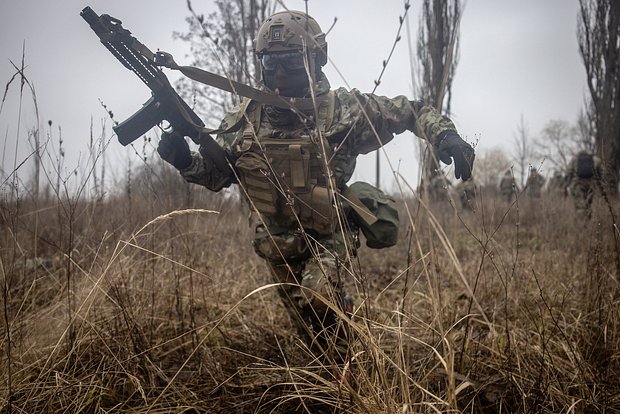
[2,166,619,413]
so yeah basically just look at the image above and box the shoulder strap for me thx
[318,91,336,134]
[315,91,378,225]
[200,98,253,136]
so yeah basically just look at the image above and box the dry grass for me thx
[2,52,619,412]
[6,15,620,412]
[1,176,619,413]
[2,26,619,411]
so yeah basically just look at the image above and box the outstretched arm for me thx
[332,89,474,180]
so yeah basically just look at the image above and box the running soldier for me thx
[156,10,475,362]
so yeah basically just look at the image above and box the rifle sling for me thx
[173,65,325,112]
[176,67,377,225]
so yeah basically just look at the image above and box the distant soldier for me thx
[566,150,601,218]
[499,170,518,203]
[547,170,567,198]
[455,176,476,211]
[428,172,452,203]
[525,167,545,198]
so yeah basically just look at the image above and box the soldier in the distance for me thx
[525,167,545,198]
[499,170,518,203]
[455,175,476,211]
[566,150,601,219]
[422,171,452,204]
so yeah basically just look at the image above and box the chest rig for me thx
[233,92,336,235]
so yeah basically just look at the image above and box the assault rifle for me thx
[82,6,328,172]
[80,6,230,171]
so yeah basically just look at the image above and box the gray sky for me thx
[0,0,586,193]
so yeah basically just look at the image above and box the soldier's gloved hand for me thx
[437,131,475,180]
[157,130,192,170]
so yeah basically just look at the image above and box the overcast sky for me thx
[0,0,586,193]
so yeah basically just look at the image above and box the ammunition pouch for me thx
[345,181,399,249]
[235,136,333,235]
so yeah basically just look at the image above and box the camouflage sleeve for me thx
[179,101,249,191]
[179,149,234,192]
[331,88,457,155]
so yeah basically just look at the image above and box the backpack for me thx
[346,181,400,249]
[576,152,594,179]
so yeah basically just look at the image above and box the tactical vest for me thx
[233,92,337,235]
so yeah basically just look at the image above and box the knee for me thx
[298,260,340,313]
[252,227,308,263]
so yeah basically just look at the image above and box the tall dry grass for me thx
[1,166,619,413]
[1,57,619,413]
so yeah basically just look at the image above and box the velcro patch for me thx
[270,26,282,41]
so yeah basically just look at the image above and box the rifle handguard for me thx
[82,6,232,174]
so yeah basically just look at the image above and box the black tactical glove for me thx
[157,130,192,170]
[436,131,475,180]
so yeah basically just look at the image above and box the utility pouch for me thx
[293,185,333,235]
[235,152,278,215]
[260,139,313,192]
[346,181,399,249]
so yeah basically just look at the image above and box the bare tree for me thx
[512,114,532,187]
[475,147,511,188]
[414,0,462,184]
[575,107,597,153]
[578,0,620,195]
[174,0,275,124]
[534,114,596,174]
[534,119,577,172]
[416,0,461,115]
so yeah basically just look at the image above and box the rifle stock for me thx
[81,6,230,172]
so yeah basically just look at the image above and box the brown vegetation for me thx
[2,174,619,413]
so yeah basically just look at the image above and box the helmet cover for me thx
[254,10,327,67]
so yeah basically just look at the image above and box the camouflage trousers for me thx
[253,221,356,363]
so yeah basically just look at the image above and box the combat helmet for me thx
[254,10,327,81]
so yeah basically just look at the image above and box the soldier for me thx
[156,10,474,363]
[499,170,518,203]
[566,150,601,218]
[525,167,545,198]
[455,176,476,211]
[422,172,452,204]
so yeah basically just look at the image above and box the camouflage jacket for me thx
[525,171,545,195]
[180,74,457,192]
[499,174,517,194]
